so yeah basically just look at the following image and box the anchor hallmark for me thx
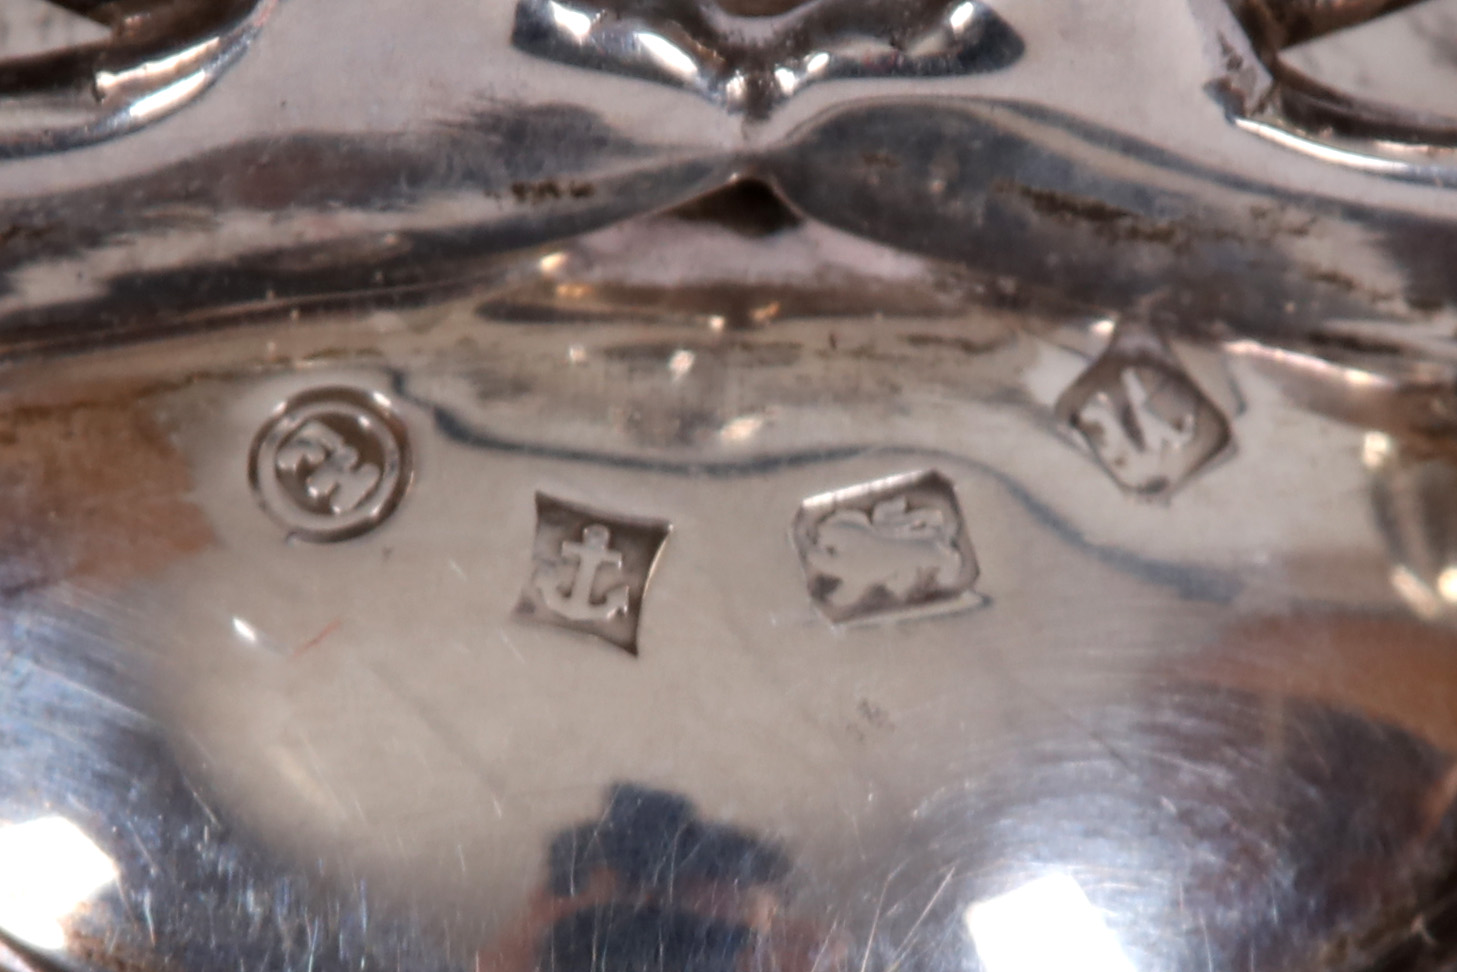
[537,524,631,623]
[516,493,671,655]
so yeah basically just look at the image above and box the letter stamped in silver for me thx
[792,470,980,625]
[1055,325,1231,498]
[250,387,412,542]
[516,493,670,654]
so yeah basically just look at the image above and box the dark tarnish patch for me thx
[0,381,217,595]
[0,224,57,249]
[992,180,1191,249]
[901,332,1006,356]
[859,150,901,171]
[600,339,802,369]
[512,180,597,204]
[1303,266,1400,305]
[669,181,803,238]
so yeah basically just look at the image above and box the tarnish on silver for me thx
[0,0,276,158]
[511,0,1023,117]
[249,386,412,542]
[515,492,670,654]
[792,471,981,625]
[10,2,1457,972]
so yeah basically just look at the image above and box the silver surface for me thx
[4,2,1457,972]
[0,0,272,158]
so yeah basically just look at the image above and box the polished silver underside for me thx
[4,2,1457,972]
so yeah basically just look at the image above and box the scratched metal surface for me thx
[6,3,1457,972]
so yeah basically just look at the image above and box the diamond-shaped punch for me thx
[1055,324,1232,499]
[515,493,671,655]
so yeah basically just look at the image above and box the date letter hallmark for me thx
[1055,324,1232,499]
[516,494,671,655]
[792,471,981,625]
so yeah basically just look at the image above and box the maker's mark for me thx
[249,387,412,542]
[792,470,980,625]
[516,493,671,654]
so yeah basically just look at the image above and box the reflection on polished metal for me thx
[10,2,1457,972]
[1367,431,1457,623]
[0,818,116,953]
[512,0,1023,118]
[791,470,980,625]
[966,874,1137,972]
[249,386,412,543]
[0,0,275,157]
[478,784,845,972]
[1216,0,1457,179]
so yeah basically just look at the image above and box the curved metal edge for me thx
[0,0,278,160]
[1202,0,1457,183]
[1230,111,1457,186]
[0,935,53,972]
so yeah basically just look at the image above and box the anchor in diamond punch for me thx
[538,524,631,623]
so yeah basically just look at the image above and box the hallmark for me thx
[792,470,980,625]
[516,493,671,654]
[249,387,412,542]
[1055,325,1231,498]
